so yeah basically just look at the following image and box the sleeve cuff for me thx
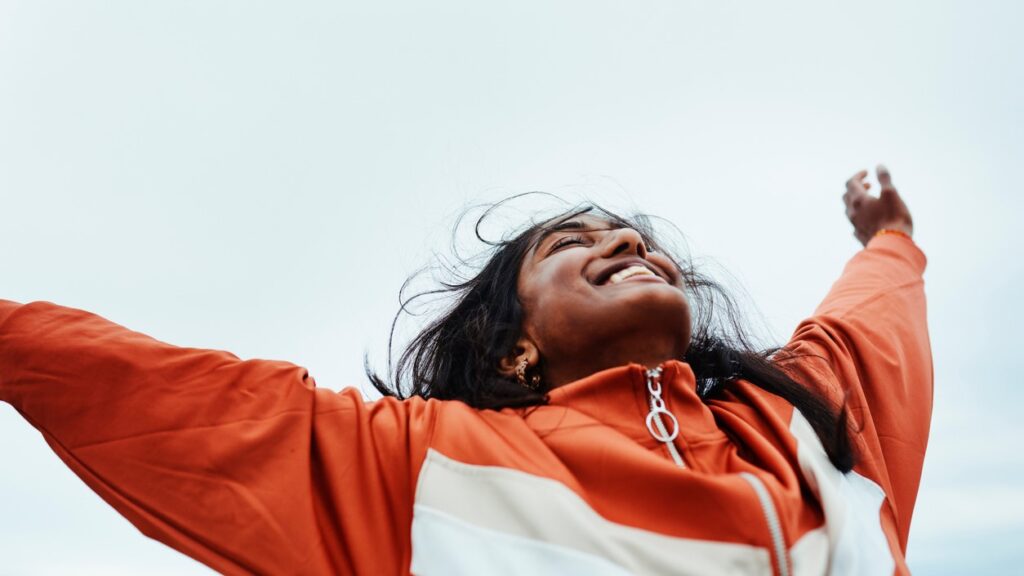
[866,232,928,274]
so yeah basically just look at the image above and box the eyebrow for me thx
[531,217,630,258]
[531,220,588,254]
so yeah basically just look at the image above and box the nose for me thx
[601,227,648,259]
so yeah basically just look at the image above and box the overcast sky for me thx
[1,1,1021,574]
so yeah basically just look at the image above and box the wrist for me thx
[873,221,914,239]
[873,227,913,241]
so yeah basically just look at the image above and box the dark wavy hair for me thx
[368,197,854,472]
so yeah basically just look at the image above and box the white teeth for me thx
[608,265,655,284]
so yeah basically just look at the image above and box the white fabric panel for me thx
[789,527,829,576]
[411,449,772,575]
[410,505,635,576]
[789,411,895,575]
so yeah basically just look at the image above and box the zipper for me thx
[643,365,790,576]
[740,472,791,576]
[643,366,686,468]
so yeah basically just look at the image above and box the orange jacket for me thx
[0,233,931,575]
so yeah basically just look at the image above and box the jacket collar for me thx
[542,360,725,446]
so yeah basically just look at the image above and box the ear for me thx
[498,337,540,378]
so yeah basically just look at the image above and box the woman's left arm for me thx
[783,166,931,550]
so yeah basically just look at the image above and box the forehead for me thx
[552,213,616,229]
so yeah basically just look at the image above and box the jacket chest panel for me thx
[410,448,775,575]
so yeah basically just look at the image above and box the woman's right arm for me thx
[0,299,434,575]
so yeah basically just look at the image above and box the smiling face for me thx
[509,213,692,388]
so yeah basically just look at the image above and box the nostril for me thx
[602,227,647,259]
[610,241,631,257]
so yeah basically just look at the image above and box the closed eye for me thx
[548,234,586,254]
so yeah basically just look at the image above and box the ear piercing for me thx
[515,358,542,390]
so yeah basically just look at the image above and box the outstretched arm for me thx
[784,166,931,550]
[0,300,433,575]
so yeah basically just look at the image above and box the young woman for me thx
[0,166,930,575]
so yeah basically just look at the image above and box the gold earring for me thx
[515,358,541,390]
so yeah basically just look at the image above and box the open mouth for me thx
[594,261,667,286]
[606,265,660,285]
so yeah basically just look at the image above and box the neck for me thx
[542,338,685,389]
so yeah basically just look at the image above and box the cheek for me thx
[647,253,684,286]
[517,266,591,344]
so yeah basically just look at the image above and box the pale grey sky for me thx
[1,1,1021,574]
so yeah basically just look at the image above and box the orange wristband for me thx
[873,228,912,240]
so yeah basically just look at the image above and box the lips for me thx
[608,265,658,284]
[593,259,666,286]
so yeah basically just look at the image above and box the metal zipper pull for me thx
[644,366,686,468]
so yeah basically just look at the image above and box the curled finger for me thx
[846,169,868,194]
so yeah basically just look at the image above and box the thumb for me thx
[876,163,904,205]
[877,164,895,191]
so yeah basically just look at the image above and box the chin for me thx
[619,285,689,316]
[597,290,690,340]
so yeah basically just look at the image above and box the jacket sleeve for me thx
[782,233,932,550]
[0,300,434,575]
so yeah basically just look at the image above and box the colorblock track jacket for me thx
[0,233,931,575]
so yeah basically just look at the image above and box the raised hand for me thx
[843,165,914,247]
